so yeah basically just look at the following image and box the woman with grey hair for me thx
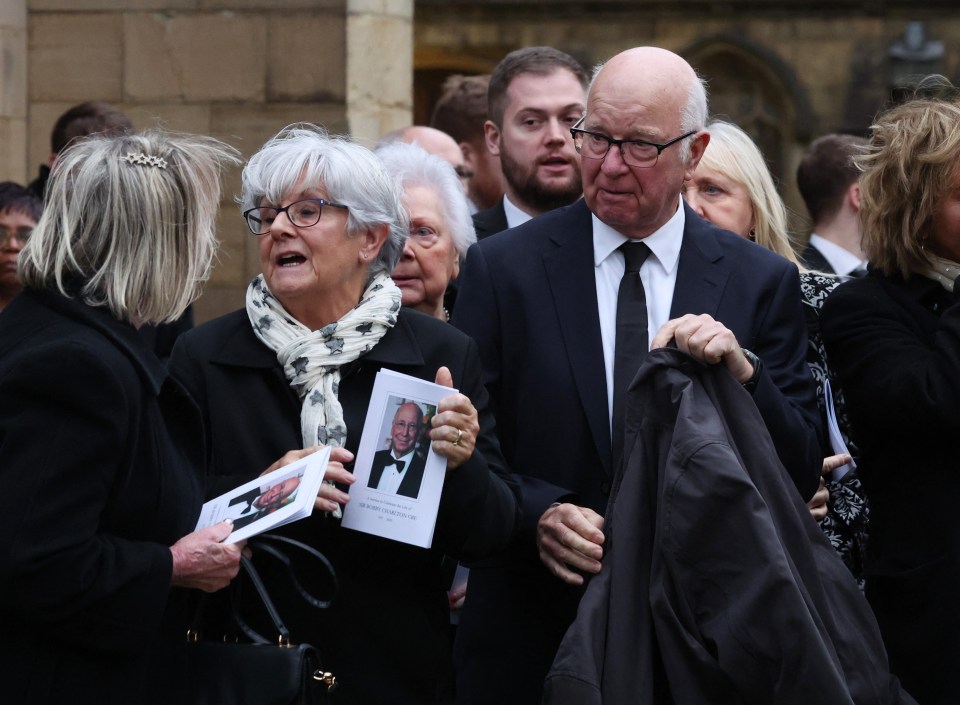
[377,140,477,320]
[0,130,242,704]
[169,123,519,705]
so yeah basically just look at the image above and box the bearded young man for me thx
[472,47,588,240]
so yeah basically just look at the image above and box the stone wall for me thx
[0,2,28,185]
[11,0,412,322]
[413,3,960,234]
[9,1,957,317]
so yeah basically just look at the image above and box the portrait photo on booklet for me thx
[341,370,451,548]
[194,445,332,543]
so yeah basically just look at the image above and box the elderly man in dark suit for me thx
[452,46,822,705]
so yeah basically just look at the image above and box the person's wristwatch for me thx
[740,348,762,394]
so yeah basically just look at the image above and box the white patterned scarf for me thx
[246,270,401,477]
[918,253,960,293]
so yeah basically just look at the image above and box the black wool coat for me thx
[821,270,960,705]
[0,289,204,705]
[169,306,520,705]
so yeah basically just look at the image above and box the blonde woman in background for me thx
[683,119,868,588]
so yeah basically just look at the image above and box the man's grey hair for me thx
[241,124,408,281]
[19,130,239,324]
[375,141,477,262]
[679,76,709,163]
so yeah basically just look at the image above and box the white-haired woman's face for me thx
[256,178,381,328]
[682,163,755,239]
[392,184,459,319]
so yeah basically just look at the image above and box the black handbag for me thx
[186,535,338,705]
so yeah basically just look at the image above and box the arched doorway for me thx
[685,35,814,233]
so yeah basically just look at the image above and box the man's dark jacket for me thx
[800,241,835,274]
[369,448,427,498]
[472,199,509,241]
[446,199,510,316]
[543,349,915,705]
[452,200,822,705]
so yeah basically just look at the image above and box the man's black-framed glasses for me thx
[570,116,696,168]
[243,198,349,236]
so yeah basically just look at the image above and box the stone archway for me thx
[685,35,813,185]
[684,35,814,232]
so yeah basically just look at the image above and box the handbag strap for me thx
[231,554,293,645]
[248,534,338,610]
[186,534,337,646]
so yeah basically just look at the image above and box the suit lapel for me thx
[398,454,426,497]
[473,200,509,240]
[670,205,730,319]
[542,201,613,476]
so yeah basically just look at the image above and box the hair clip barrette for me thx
[120,152,168,169]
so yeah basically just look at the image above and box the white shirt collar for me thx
[808,234,866,276]
[503,194,534,230]
[593,197,685,272]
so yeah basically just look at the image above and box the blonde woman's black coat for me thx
[0,289,204,705]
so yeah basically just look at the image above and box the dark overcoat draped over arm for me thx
[544,349,915,705]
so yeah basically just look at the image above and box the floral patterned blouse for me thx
[801,271,868,590]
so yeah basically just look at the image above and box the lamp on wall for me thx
[888,21,944,101]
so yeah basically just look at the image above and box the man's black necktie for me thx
[385,458,406,472]
[612,241,651,466]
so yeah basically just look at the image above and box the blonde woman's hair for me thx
[700,120,799,265]
[857,95,960,277]
[19,130,240,324]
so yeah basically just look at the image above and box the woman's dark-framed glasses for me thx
[570,116,696,168]
[243,198,348,236]
[0,226,33,245]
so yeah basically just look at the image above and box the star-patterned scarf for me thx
[246,270,401,455]
[918,252,960,293]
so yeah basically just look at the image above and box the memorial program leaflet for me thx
[340,369,453,548]
[194,446,332,544]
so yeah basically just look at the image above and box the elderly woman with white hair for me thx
[376,140,476,321]
[169,123,519,705]
[0,131,242,704]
